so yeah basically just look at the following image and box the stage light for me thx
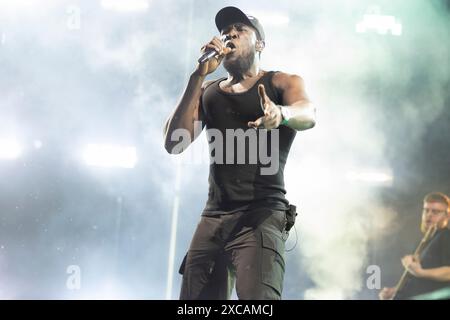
[0,0,37,9]
[0,138,22,160]
[346,169,393,186]
[251,12,290,26]
[356,6,402,36]
[82,144,137,169]
[100,0,149,12]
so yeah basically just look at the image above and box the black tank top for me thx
[201,71,296,215]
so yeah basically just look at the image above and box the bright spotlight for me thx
[346,169,393,186]
[356,6,402,36]
[82,144,137,169]
[0,0,37,10]
[251,12,290,26]
[100,0,149,12]
[0,138,22,160]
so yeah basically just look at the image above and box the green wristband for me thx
[281,118,289,126]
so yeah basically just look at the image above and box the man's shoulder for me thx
[439,227,450,240]
[431,227,450,247]
[201,77,224,90]
[271,71,304,90]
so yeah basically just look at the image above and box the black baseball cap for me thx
[215,6,265,41]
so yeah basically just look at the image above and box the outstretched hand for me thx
[248,84,282,130]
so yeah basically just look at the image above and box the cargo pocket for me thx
[261,231,286,298]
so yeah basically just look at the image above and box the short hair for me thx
[423,192,450,209]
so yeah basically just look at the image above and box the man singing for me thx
[164,6,316,299]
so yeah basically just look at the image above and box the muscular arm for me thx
[164,36,231,154]
[163,71,208,154]
[273,72,316,131]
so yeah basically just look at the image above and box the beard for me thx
[223,49,256,76]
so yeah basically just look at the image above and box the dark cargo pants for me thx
[179,208,287,300]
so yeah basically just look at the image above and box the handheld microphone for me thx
[198,35,231,64]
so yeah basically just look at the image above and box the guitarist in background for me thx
[379,192,450,300]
